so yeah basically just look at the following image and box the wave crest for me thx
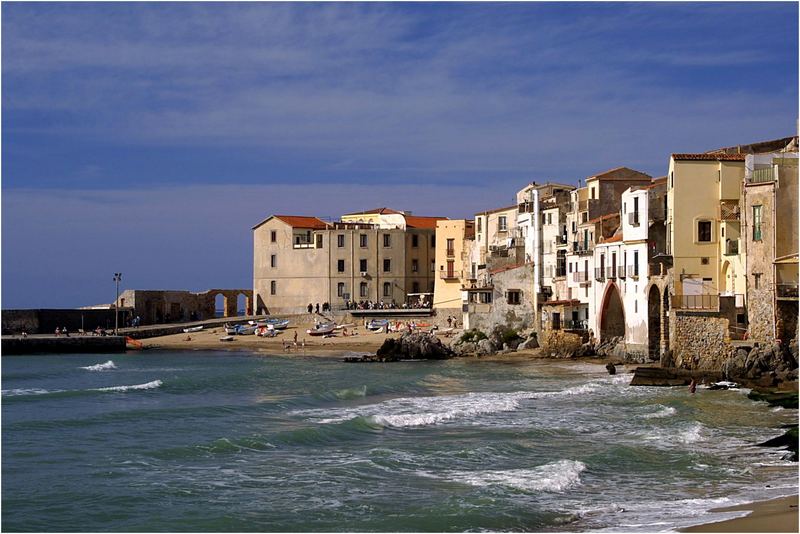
[94,380,162,392]
[81,360,117,371]
[446,459,587,493]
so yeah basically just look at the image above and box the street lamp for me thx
[113,272,122,335]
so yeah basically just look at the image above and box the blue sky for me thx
[2,1,797,308]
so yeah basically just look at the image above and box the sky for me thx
[2,1,798,308]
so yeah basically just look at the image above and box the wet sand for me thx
[681,495,799,532]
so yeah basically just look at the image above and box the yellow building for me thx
[666,153,747,309]
[432,219,475,321]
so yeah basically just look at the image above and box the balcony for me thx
[446,247,455,257]
[719,200,741,221]
[562,319,588,330]
[595,268,605,282]
[671,294,719,311]
[724,239,739,256]
[439,270,460,280]
[628,212,640,227]
[617,266,626,279]
[627,265,640,279]
[518,202,535,214]
[556,234,568,246]
[606,266,617,280]
[777,283,799,299]
[573,242,594,256]
[749,166,775,184]
[572,271,589,283]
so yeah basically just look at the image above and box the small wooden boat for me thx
[219,335,235,342]
[224,325,240,335]
[307,323,336,336]
[237,324,258,335]
[334,323,355,330]
[183,326,204,333]
[366,319,389,330]
[256,325,278,337]
[265,319,290,330]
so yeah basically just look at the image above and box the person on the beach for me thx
[63,327,69,337]
[293,331,298,344]
[315,303,320,314]
[447,316,453,328]
[55,327,61,337]
[689,378,697,394]
[307,303,313,314]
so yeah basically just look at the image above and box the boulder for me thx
[376,332,454,361]
[476,339,495,356]
[517,337,539,351]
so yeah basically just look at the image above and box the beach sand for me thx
[681,495,799,532]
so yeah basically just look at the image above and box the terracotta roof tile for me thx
[672,153,746,161]
[489,263,524,275]
[586,166,652,181]
[273,215,330,229]
[405,215,448,229]
[601,235,623,243]
[343,207,403,216]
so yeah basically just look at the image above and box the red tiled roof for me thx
[587,213,620,224]
[672,153,746,161]
[600,235,623,243]
[405,215,448,229]
[342,207,403,216]
[489,263,524,275]
[542,299,582,306]
[586,166,652,182]
[646,176,668,189]
[273,215,330,229]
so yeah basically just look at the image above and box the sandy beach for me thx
[682,494,799,532]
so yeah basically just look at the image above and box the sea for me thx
[2,351,797,532]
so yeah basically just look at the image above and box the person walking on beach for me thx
[293,331,298,345]
[689,378,697,394]
[307,303,313,314]
[55,327,61,337]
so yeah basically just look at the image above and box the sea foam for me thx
[642,405,676,419]
[93,380,162,392]
[1,388,58,397]
[445,459,587,493]
[81,360,117,371]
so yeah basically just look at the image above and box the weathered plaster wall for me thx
[464,265,536,333]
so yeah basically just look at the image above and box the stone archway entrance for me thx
[599,283,625,340]
[204,289,254,318]
[648,285,661,361]
[721,261,731,294]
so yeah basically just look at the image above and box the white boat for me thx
[224,325,240,335]
[183,326,204,333]
[219,335,235,342]
[366,319,389,330]
[334,323,355,330]
[307,323,336,336]
[256,325,278,337]
[237,325,258,335]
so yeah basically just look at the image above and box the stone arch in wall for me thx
[599,282,625,340]
[205,289,254,318]
[720,261,732,294]
[647,285,661,361]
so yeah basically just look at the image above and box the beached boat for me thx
[265,319,290,330]
[256,325,278,337]
[307,323,336,336]
[366,319,389,330]
[236,324,258,335]
[224,325,240,335]
[334,323,355,330]
[183,326,204,333]
[219,335,235,342]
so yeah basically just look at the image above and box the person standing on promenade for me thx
[315,303,320,314]
[307,303,313,314]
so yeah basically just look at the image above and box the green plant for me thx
[460,329,487,343]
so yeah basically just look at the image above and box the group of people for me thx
[345,298,431,310]
[307,303,331,314]
[127,315,142,328]
[54,327,70,337]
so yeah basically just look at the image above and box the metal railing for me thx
[518,202,535,213]
[606,266,617,280]
[777,283,799,298]
[562,319,589,330]
[749,166,775,184]
[627,264,639,279]
[628,212,640,226]
[595,268,605,281]
[724,239,739,256]
[617,266,626,279]
[572,271,589,283]
[438,270,461,280]
[573,242,594,255]
[671,294,719,310]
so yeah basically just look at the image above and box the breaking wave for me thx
[442,459,587,493]
[2,388,59,397]
[93,380,162,392]
[81,360,117,371]
[642,405,677,419]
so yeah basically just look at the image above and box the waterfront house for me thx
[432,219,475,323]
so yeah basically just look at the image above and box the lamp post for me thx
[113,272,122,335]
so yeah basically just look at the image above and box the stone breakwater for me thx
[1,335,126,355]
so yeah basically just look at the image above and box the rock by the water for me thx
[376,332,454,361]
[606,362,617,375]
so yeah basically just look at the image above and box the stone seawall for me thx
[2,336,126,355]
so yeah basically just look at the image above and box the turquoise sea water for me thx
[2,351,797,532]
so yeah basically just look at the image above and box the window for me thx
[412,259,419,272]
[360,234,367,247]
[446,260,455,278]
[633,250,639,276]
[582,212,588,223]
[572,221,576,233]
[547,213,552,225]
[591,187,596,199]
[270,281,276,295]
[359,259,367,272]
[383,282,391,297]
[697,220,712,242]
[270,230,277,243]
[383,234,391,247]
[270,254,277,268]
[446,238,455,256]
[477,218,482,233]
[337,234,345,248]
[360,282,368,297]
[479,291,492,304]
[412,234,419,247]
[507,290,521,305]
[754,273,761,289]
[412,281,420,293]
[337,259,345,272]
[499,216,508,231]
[431,236,435,247]
[315,234,323,248]
[383,259,391,272]
[337,282,345,297]
[753,205,762,241]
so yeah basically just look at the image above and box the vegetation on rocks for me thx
[540,330,582,358]
[459,329,488,344]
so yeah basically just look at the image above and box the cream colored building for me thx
[432,219,475,321]
[666,154,747,308]
[253,210,445,314]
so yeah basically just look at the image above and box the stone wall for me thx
[668,311,735,370]
[2,309,129,335]
[464,265,536,333]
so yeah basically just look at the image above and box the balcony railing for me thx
[627,265,640,279]
[606,266,617,280]
[777,283,799,299]
[671,294,719,310]
[628,212,640,226]
[724,239,739,256]
[617,266,626,279]
[562,319,589,330]
[573,242,594,256]
[572,271,589,283]
[595,268,605,281]
[446,247,455,257]
[749,166,775,184]
[518,202,535,213]
[439,270,460,280]
[556,234,569,245]
[719,200,741,221]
